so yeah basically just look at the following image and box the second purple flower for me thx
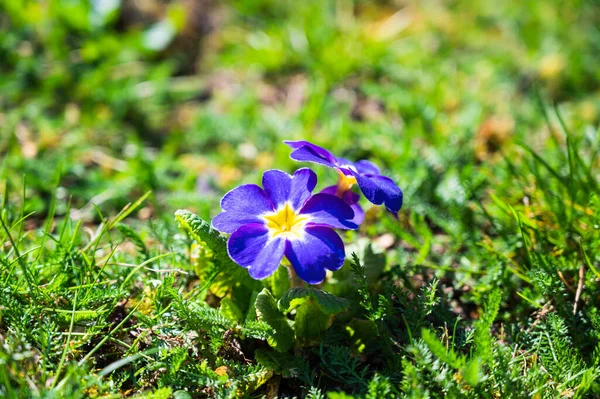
[284,140,403,223]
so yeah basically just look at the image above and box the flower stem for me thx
[287,265,301,288]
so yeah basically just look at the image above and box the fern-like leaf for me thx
[174,210,259,294]
[174,209,233,269]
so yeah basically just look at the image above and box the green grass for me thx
[1,0,600,397]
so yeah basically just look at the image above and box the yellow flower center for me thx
[263,203,308,238]
[335,171,357,197]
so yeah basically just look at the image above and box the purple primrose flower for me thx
[212,168,358,284]
[284,140,403,222]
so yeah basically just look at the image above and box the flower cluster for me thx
[212,141,403,284]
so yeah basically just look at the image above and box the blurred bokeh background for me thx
[2,2,600,396]
[1,0,599,223]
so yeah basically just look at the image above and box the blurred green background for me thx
[1,0,598,223]
[2,1,600,397]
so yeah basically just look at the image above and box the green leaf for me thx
[245,290,260,324]
[278,287,349,315]
[328,392,355,399]
[421,328,465,369]
[43,306,109,323]
[473,289,502,359]
[349,252,377,321]
[134,387,172,399]
[174,210,260,294]
[270,265,291,298]
[173,391,192,399]
[240,320,273,341]
[220,297,243,324]
[254,289,294,352]
[231,367,273,397]
[462,358,482,386]
[174,209,233,268]
[254,348,296,376]
[294,300,331,344]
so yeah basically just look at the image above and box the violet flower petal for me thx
[335,157,355,170]
[354,173,403,214]
[212,184,274,233]
[349,202,365,225]
[212,211,264,234]
[319,185,357,204]
[219,184,274,214]
[284,140,339,168]
[227,223,286,280]
[284,140,337,160]
[300,193,358,230]
[354,159,381,175]
[284,226,346,284]
[262,168,317,210]
[319,185,365,225]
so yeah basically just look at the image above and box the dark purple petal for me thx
[289,168,318,208]
[220,184,274,214]
[319,185,358,205]
[228,224,286,280]
[353,173,382,204]
[212,211,263,234]
[262,170,292,209]
[319,185,337,196]
[284,226,346,284]
[354,173,403,214]
[212,184,275,233]
[337,167,356,178]
[284,140,339,169]
[335,157,356,170]
[288,147,338,169]
[349,202,365,225]
[320,185,364,225]
[300,193,358,230]
[371,175,403,213]
[262,168,317,210]
[355,160,381,176]
[283,140,335,159]
[284,140,314,150]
